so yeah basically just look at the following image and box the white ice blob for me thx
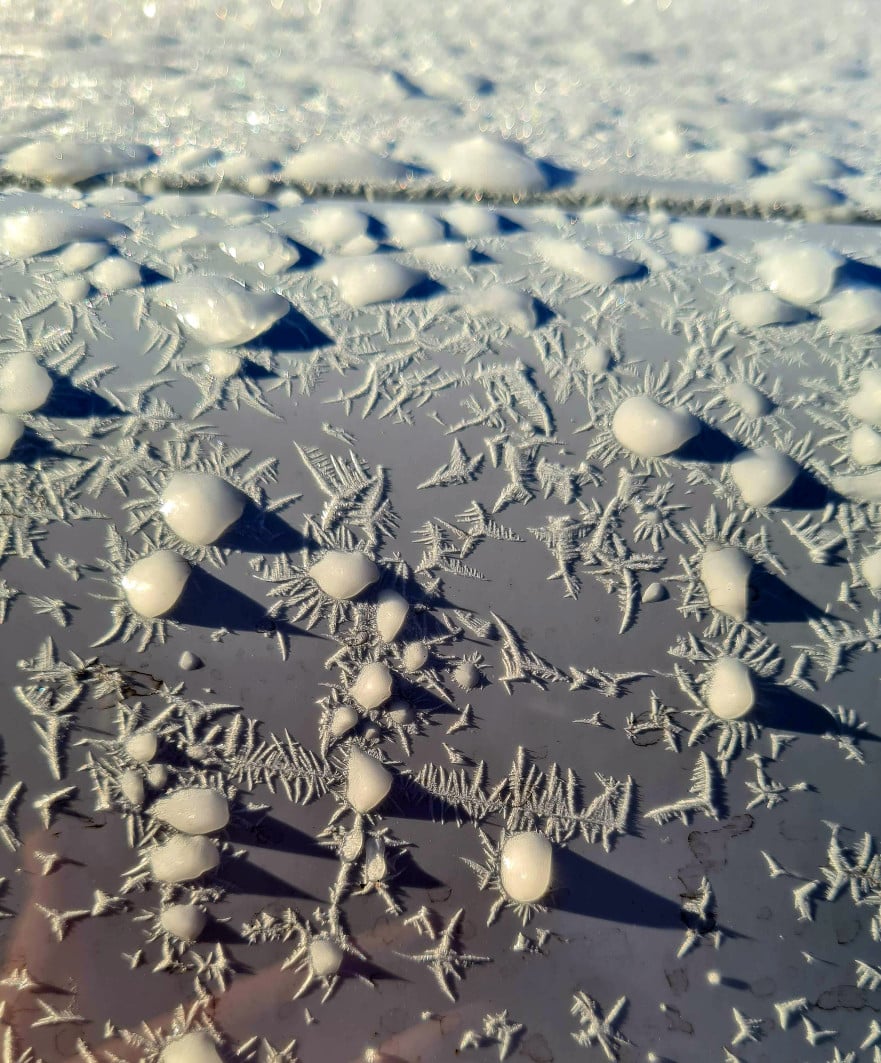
[701,545,752,622]
[699,148,759,182]
[0,351,52,414]
[56,240,109,273]
[384,209,445,249]
[832,470,881,503]
[850,424,881,467]
[500,832,553,904]
[749,172,843,213]
[149,835,220,883]
[402,641,429,672]
[4,139,151,184]
[612,394,699,458]
[301,204,370,249]
[642,581,668,603]
[435,135,547,196]
[848,368,881,426]
[156,276,289,347]
[160,903,207,943]
[147,763,169,790]
[468,284,537,333]
[178,650,202,671]
[819,287,881,334]
[386,699,414,726]
[756,242,843,306]
[346,746,393,813]
[160,1030,223,1063]
[0,194,125,257]
[376,588,409,642]
[125,731,158,764]
[318,255,425,307]
[411,242,473,268]
[861,549,881,590]
[445,202,501,238]
[119,769,145,808]
[152,787,229,835]
[538,238,641,286]
[57,275,91,303]
[217,225,300,274]
[330,704,359,739]
[310,938,344,977]
[160,471,244,546]
[725,381,772,419]
[728,291,805,328]
[705,657,755,720]
[204,349,243,380]
[730,446,799,507]
[0,413,23,459]
[309,550,379,600]
[350,662,393,711]
[668,223,712,255]
[282,144,407,186]
[121,550,190,618]
[88,255,142,293]
[453,660,481,691]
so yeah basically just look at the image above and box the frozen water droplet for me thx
[436,135,547,196]
[0,352,52,414]
[149,835,220,883]
[725,381,772,419]
[125,731,158,763]
[318,255,425,307]
[152,787,229,835]
[538,237,641,286]
[730,446,798,507]
[160,471,244,546]
[156,275,289,347]
[346,746,393,813]
[729,291,805,328]
[469,284,537,332]
[850,424,881,467]
[756,242,843,306]
[376,588,409,642]
[848,368,881,426]
[178,649,203,671]
[121,550,190,618]
[819,287,881,334]
[310,937,344,977]
[402,641,429,672]
[612,394,699,457]
[642,581,668,604]
[350,662,393,711]
[668,222,712,255]
[160,903,207,943]
[500,832,553,903]
[705,656,755,720]
[310,550,379,600]
[160,1030,223,1063]
[0,413,24,460]
[701,545,751,622]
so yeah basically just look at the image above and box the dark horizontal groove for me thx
[2,171,879,227]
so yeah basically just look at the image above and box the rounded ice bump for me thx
[701,546,752,622]
[149,834,220,883]
[0,413,24,460]
[0,352,52,414]
[160,471,244,546]
[350,661,393,711]
[730,446,799,507]
[160,1030,223,1063]
[375,588,409,642]
[401,641,429,672]
[310,937,344,977]
[346,746,393,814]
[309,550,379,600]
[160,903,207,943]
[612,394,699,458]
[499,832,553,904]
[121,550,190,618]
[705,657,755,721]
[125,730,158,764]
[151,787,229,835]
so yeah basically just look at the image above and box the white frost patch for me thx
[3,138,151,184]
